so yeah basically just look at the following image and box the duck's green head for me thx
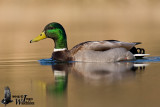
[30,22,67,49]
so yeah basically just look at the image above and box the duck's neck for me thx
[53,33,68,51]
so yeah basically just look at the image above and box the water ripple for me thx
[128,56,160,63]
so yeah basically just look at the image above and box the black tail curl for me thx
[136,48,145,54]
[130,47,145,54]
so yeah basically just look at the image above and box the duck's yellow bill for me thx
[30,32,47,43]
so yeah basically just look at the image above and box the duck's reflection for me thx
[38,61,148,106]
[47,64,69,95]
[70,62,148,85]
[36,61,149,107]
[44,61,148,93]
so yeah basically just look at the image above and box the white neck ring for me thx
[54,48,67,52]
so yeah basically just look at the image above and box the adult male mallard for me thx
[30,22,147,62]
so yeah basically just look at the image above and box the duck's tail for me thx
[133,42,142,45]
[130,46,146,58]
[133,48,150,59]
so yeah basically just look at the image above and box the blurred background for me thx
[0,0,160,60]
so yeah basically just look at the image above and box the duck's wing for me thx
[70,40,141,54]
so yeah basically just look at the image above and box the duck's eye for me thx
[48,27,54,30]
[40,34,42,36]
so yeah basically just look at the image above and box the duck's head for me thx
[30,22,68,49]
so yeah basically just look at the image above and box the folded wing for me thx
[70,40,141,54]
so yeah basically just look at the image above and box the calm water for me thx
[1,0,160,107]
[1,56,160,107]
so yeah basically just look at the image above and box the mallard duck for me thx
[30,22,147,62]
